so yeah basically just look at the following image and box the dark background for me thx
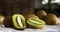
[35,0,60,17]
[0,0,60,17]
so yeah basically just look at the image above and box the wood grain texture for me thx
[1,0,34,16]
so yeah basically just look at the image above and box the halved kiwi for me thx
[12,14,26,29]
[3,14,26,30]
[27,18,46,29]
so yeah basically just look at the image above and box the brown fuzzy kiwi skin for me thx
[36,10,47,19]
[0,15,5,25]
[3,16,25,30]
[3,16,13,27]
[44,14,58,25]
[21,11,39,20]
[25,14,39,20]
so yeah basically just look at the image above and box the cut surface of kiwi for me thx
[17,16,23,28]
[27,18,46,29]
[3,14,26,30]
[12,14,26,29]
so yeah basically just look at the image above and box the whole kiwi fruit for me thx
[25,14,39,20]
[36,10,47,19]
[3,14,26,30]
[27,18,46,29]
[44,14,58,25]
[21,11,39,19]
[0,15,4,25]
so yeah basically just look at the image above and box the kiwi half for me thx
[27,18,46,29]
[3,14,26,30]
[12,14,26,29]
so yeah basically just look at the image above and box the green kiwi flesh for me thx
[12,14,26,29]
[27,18,46,29]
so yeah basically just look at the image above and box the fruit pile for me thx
[0,10,58,30]
[35,10,58,25]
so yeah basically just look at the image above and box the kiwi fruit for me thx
[44,14,58,25]
[36,10,47,19]
[3,14,26,30]
[0,15,4,25]
[3,16,13,27]
[25,14,39,20]
[27,18,46,29]
[21,11,39,20]
[12,14,26,29]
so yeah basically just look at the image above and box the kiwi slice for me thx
[3,14,26,30]
[27,18,46,29]
[12,14,26,29]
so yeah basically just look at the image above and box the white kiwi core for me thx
[17,16,23,27]
[30,20,42,25]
